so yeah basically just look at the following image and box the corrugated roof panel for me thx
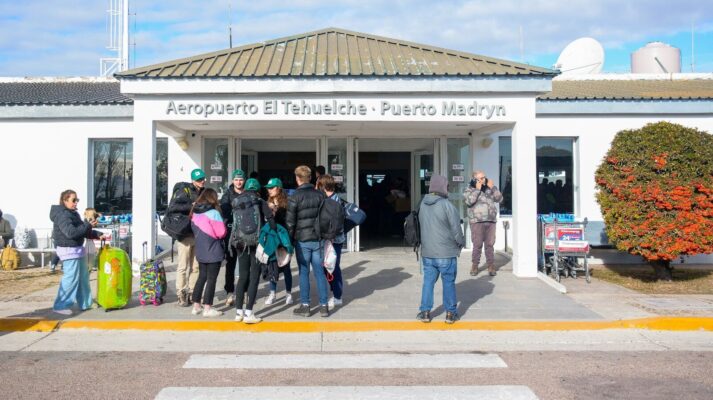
[208,54,228,75]
[183,60,203,76]
[157,65,177,77]
[279,40,297,76]
[242,46,265,76]
[254,44,276,76]
[315,33,329,76]
[231,50,253,76]
[0,81,132,105]
[217,52,240,77]
[291,38,308,76]
[116,27,556,79]
[336,32,350,75]
[356,36,374,75]
[326,32,339,75]
[196,57,216,76]
[367,39,386,75]
[172,62,191,77]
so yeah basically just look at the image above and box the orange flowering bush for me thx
[595,122,713,280]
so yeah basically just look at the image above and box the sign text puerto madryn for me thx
[165,100,506,119]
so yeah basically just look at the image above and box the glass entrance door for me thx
[412,151,434,210]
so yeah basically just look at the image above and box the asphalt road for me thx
[1,351,711,400]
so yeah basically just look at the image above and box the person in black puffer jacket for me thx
[286,165,329,318]
[49,189,102,315]
[219,169,246,306]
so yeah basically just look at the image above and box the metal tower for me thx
[100,0,130,76]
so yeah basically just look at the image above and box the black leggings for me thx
[224,244,238,294]
[192,262,221,306]
[235,248,261,311]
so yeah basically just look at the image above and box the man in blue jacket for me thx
[417,174,465,324]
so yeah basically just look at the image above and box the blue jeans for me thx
[53,257,92,311]
[295,241,328,306]
[329,243,343,300]
[419,257,457,314]
[269,265,293,293]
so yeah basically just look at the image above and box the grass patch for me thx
[592,265,713,294]
[0,269,61,298]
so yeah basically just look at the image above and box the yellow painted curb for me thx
[0,317,710,333]
[0,318,59,332]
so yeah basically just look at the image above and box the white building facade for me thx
[2,29,712,276]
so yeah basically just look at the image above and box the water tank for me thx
[631,42,681,73]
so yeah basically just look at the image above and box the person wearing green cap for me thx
[229,177,274,324]
[219,169,246,307]
[163,168,206,306]
[264,177,293,306]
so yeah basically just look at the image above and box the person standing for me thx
[220,169,246,307]
[49,190,102,315]
[264,177,293,306]
[417,175,465,324]
[464,170,503,277]
[316,175,346,308]
[167,168,206,306]
[189,189,227,318]
[287,165,330,318]
[232,178,274,324]
[0,209,13,247]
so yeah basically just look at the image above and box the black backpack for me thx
[403,201,422,260]
[229,194,262,249]
[161,183,193,241]
[342,200,366,234]
[315,197,345,241]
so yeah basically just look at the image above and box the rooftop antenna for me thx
[100,0,130,76]
[691,19,695,72]
[519,25,524,63]
[229,0,233,48]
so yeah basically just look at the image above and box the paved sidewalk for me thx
[1,247,712,328]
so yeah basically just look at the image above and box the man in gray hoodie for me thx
[417,174,465,324]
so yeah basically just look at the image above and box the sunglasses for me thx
[69,198,79,203]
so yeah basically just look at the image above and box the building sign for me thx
[165,99,507,120]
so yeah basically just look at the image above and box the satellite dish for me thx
[554,37,605,76]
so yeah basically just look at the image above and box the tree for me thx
[595,122,713,281]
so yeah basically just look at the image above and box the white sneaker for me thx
[202,308,223,318]
[53,309,72,316]
[285,293,294,305]
[225,295,234,307]
[243,313,262,324]
[328,297,343,307]
[235,312,244,322]
[191,305,202,316]
[265,292,276,305]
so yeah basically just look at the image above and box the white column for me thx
[131,117,156,263]
[511,117,538,277]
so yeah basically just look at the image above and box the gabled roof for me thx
[541,78,713,100]
[0,78,132,105]
[117,27,556,79]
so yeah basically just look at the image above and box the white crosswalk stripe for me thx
[155,386,540,400]
[156,353,540,400]
[183,353,508,369]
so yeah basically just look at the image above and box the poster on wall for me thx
[210,176,223,183]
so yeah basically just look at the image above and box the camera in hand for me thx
[481,178,489,192]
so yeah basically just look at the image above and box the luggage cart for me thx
[539,215,590,283]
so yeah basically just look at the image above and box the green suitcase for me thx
[96,244,132,311]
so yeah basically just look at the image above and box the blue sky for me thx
[0,0,711,76]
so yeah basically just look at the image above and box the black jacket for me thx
[286,183,325,242]
[168,182,203,215]
[49,205,100,247]
[219,184,242,227]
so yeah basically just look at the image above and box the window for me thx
[498,137,513,215]
[92,139,133,214]
[156,138,168,213]
[536,138,574,214]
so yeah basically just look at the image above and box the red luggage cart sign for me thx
[544,225,589,253]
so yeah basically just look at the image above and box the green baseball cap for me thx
[190,168,206,181]
[265,178,283,189]
[245,178,261,192]
[232,169,245,179]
